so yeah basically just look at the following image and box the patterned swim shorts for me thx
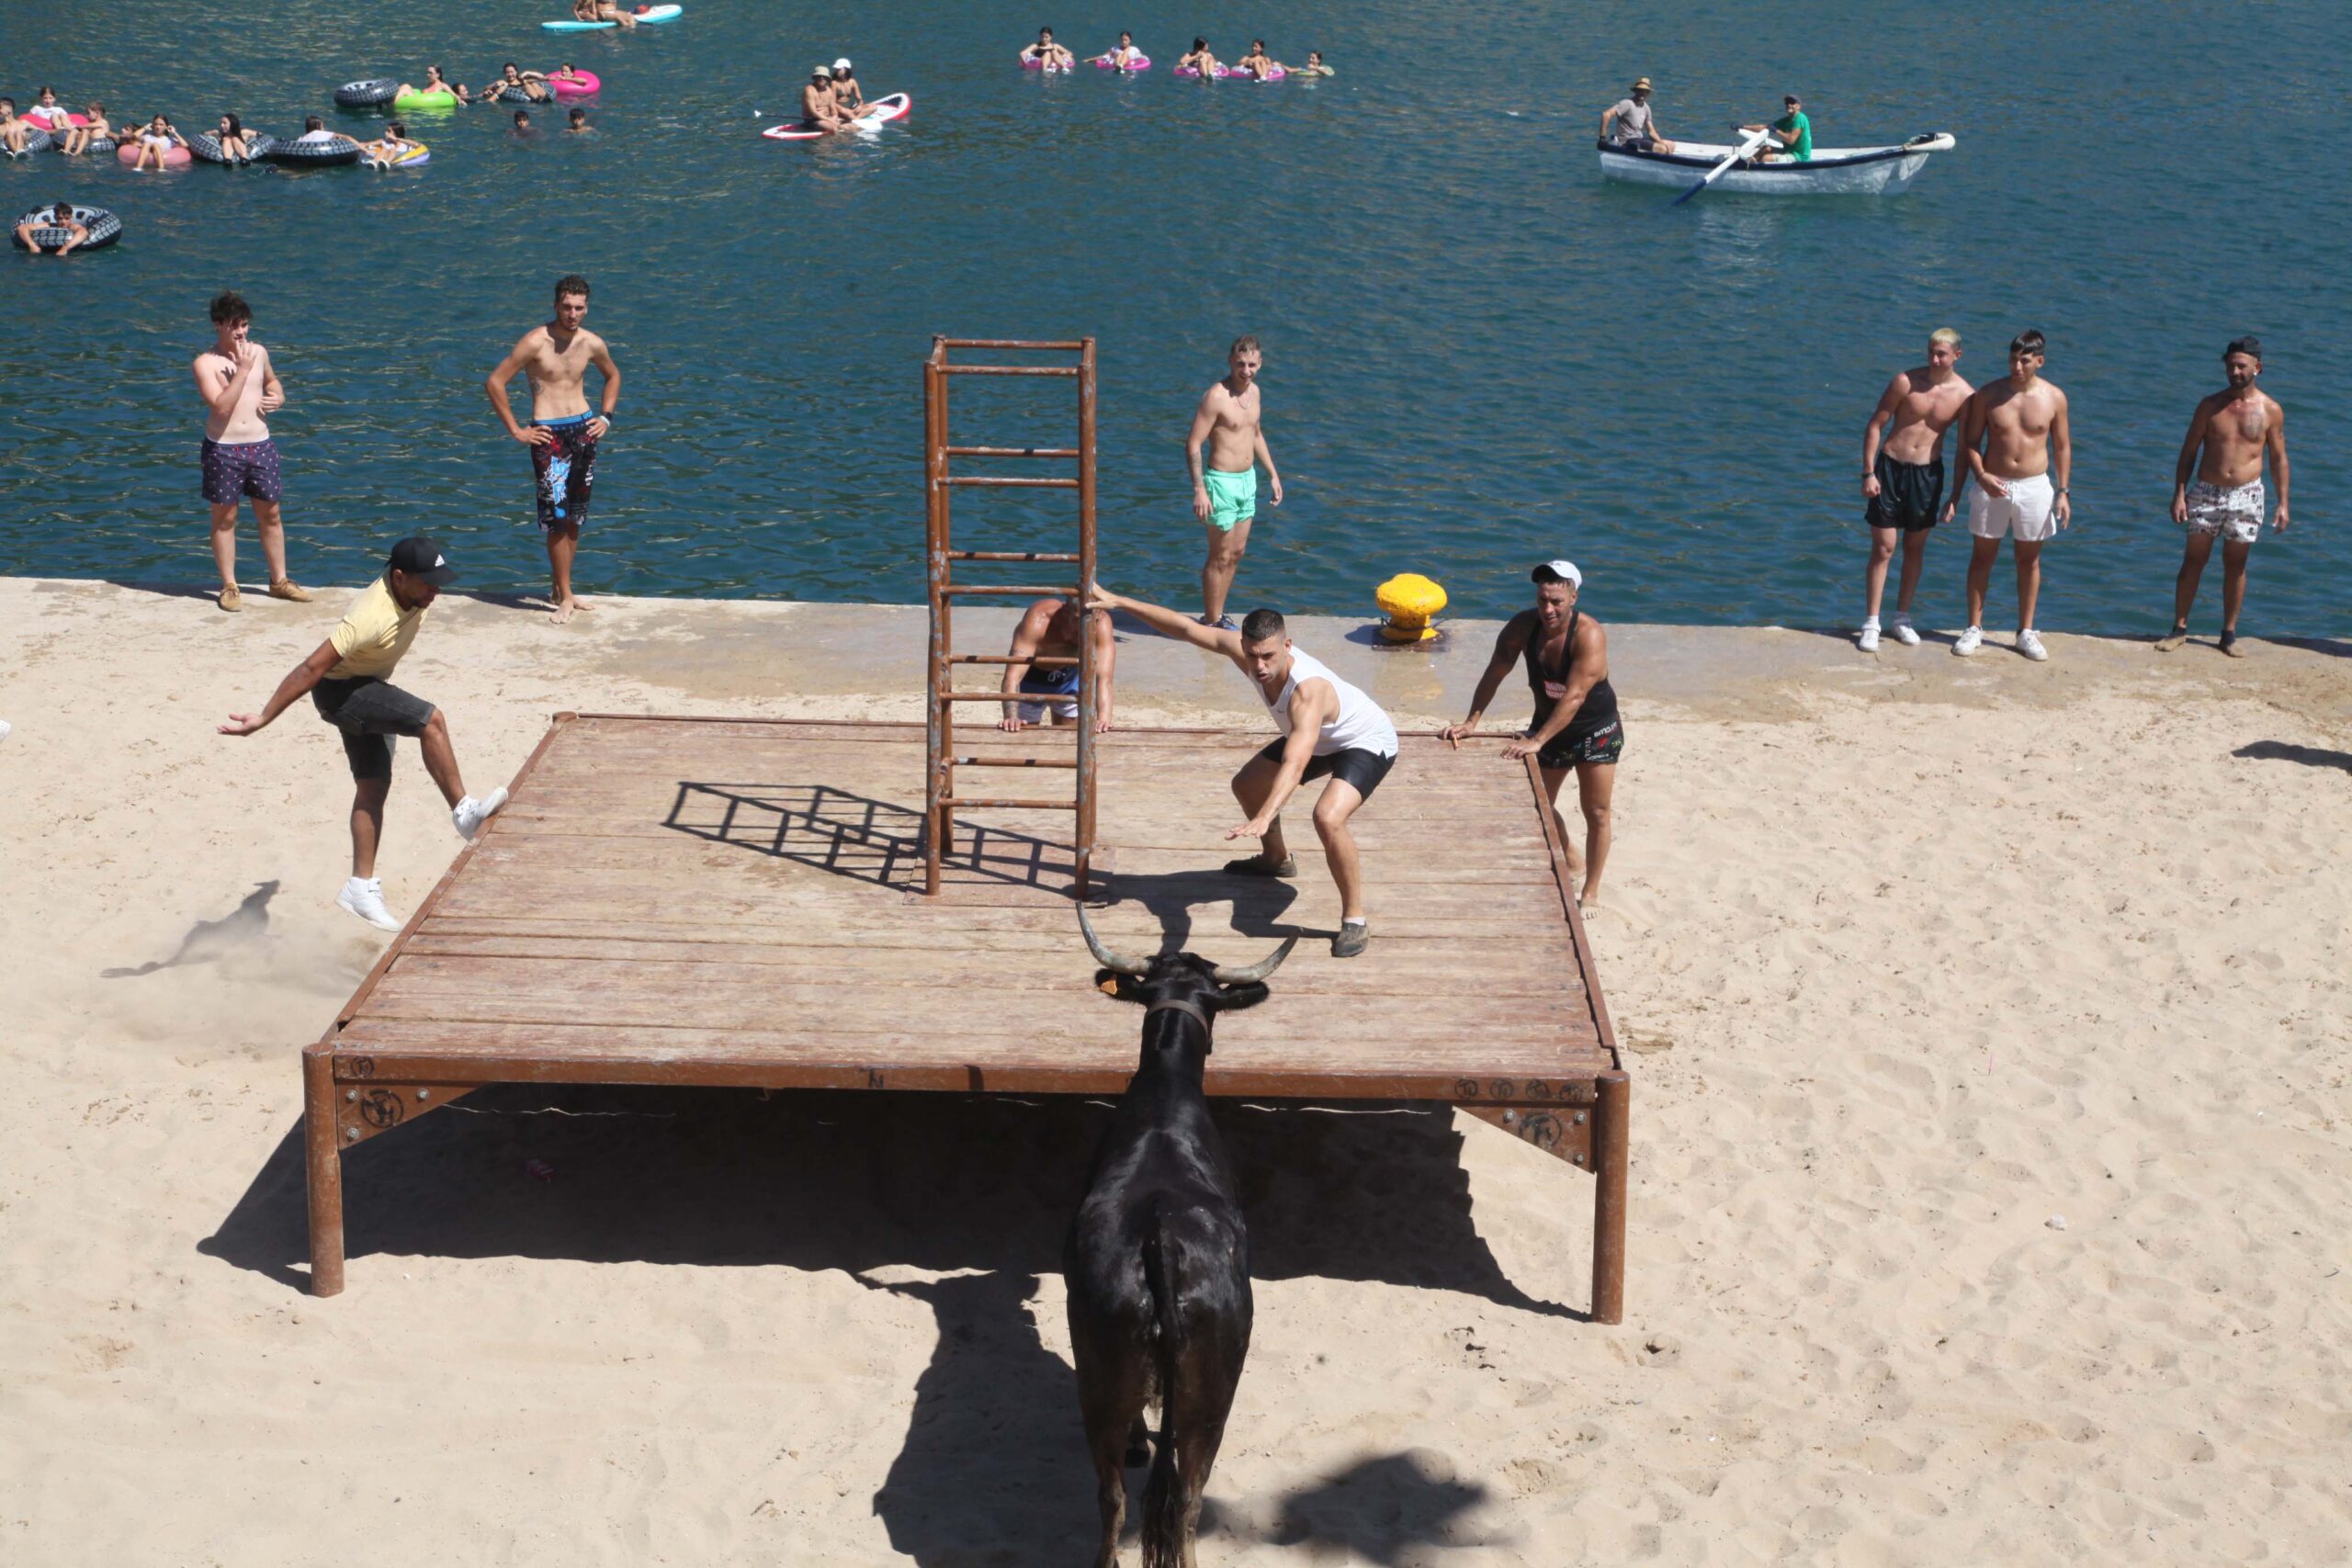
[2184,479,2263,545]
[530,412,599,531]
[201,437,284,505]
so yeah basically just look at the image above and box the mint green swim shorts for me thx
[1204,467,1258,533]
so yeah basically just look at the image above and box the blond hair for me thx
[1928,327,1962,348]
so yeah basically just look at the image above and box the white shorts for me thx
[1015,695,1079,725]
[1968,471,2057,542]
[2184,479,2263,545]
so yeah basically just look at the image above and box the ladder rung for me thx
[947,550,1081,563]
[941,691,1045,703]
[939,796,1079,810]
[949,654,1078,665]
[939,584,1077,598]
[939,339,1089,351]
[944,446,1080,459]
[942,476,1080,490]
[952,756,1080,769]
[939,365,1081,378]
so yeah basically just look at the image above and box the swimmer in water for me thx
[396,64,470,103]
[512,108,535,135]
[14,199,90,257]
[62,103,110,156]
[1235,39,1278,79]
[1295,50,1334,77]
[566,107,590,132]
[548,62,594,92]
[488,63,553,103]
[1097,31,1146,71]
[361,119,418,168]
[1021,27,1076,70]
[1178,38,1222,76]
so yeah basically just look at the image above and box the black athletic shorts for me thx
[312,676,435,782]
[1255,739,1396,800]
[1537,717,1625,771]
[1867,451,1944,532]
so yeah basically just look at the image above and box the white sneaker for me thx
[337,876,403,931]
[1952,626,1983,657]
[1889,613,1920,647]
[1858,617,1881,652]
[2017,628,2049,661]
[452,785,509,841]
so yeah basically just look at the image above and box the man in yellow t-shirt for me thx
[219,536,508,931]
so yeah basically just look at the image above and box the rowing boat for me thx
[1598,133,1956,196]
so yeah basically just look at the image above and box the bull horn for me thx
[1076,902,1150,976]
[1210,936,1297,987]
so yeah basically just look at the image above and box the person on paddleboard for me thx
[1742,94,1813,162]
[828,59,865,118]
[798,65,853,132]
[1600,78,1675,152]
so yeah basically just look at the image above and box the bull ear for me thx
[1214,979,1273,1011]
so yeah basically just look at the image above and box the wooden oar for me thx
[1671,126,1772,206]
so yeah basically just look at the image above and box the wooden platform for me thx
[303,716,1629,1315]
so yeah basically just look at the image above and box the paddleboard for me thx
[545,3,680,30]
[761,92,910,141]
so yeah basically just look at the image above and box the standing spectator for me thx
[193,292,308,611]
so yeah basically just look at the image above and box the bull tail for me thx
[1139,1199,1188,1568]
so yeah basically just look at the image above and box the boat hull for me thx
[1598,135,1954,196]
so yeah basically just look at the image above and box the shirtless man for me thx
[193,291,308,612]
[1086,585,1396,958]
[997,596,1116,733]
[1857,328,1973,649]
[2158,337,2289,657]
[799,65,852,132]
[1187,335,1284,629]
[1948,330,2070,660]
[484,274,622,623]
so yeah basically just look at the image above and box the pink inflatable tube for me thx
[1021,56,1073,73]
[118,141,192,168]
[548,69,601,97]
[1173,63,1231,78]
[1091,52,1151,71]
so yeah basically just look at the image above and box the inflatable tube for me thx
[85,136,119,156]
[488,84,543,103]
[189,131,278,164]
[12,203,122,253]
[543,3,680,29]
[116,138,190,167]
[368,141,430,168]
[335,78,400,107]
[5,129,57,157]
[1173,64,1232,78]
[391,87,462,111]
[261,134,364,166]
[28,109,89,131]
[762,91,910,140]
[1091,52,1151,71]
[1252,64,1288,81]
[1022,57,1073,73]
[548,69,602,97]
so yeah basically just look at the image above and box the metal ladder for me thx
[922,336,1099,898]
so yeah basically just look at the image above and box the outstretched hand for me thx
[218,714,266,737]
[1226,818,1271,841]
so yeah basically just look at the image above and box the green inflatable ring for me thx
[391,87,461,111]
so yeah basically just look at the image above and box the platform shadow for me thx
[663,781,1071,890]
[102,880,278,977]
[2234,739,2352,773]
[201,1086,1581,1320]
[1272,1450,1500,1560]
[2269,636,2352,660]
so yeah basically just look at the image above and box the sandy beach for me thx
[2,574,2347,1565]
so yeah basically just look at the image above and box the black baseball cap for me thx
[387,536,459,585]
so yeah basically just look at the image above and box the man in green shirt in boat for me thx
[1743,94,1813,162]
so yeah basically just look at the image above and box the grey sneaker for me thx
[1331,921,1370,959]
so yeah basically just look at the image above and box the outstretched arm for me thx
[1087,583,1238,658]
[1442,615,1532,743]
[219,640,340,736]
[1091,610,1117,732]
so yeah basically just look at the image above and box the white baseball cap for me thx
[833,57,853,71]
[1530,559,1582,588]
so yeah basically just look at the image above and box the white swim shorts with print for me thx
[2184,478,2264,545]
[1968,471,2058,542]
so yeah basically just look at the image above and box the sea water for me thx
[2,0,2346,633]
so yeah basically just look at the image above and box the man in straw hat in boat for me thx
[1600,78,1675,152]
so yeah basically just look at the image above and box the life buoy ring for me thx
[334,78,400,107]
[12,203,122,252]
[261,134,365,166]
[4,128,57,158]
[117,138,191,168]
[548,70,602,97]
[190,131,279,164]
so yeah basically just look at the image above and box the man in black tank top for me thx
[1442,560,1623,913]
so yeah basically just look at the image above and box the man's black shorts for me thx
[1255,739,1396,800]
[312,676,435,782]
[1867,451,1944,532]
[1537,717,1626,771]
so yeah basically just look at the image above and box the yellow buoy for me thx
[1374,573,1447,643]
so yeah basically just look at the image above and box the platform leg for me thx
[1590,1070,1629,1325]
[302,1045,346,1297]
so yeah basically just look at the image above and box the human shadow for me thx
[663,781,1070,891]
[102,880,278,977]
[1094,866,1304,948]
[1271,1450,1501,1561]
[2234,740,2352,773]
[2268,636,2352,660]
[202,1081,1578,1320]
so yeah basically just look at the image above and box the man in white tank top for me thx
[1088,585,1397,958]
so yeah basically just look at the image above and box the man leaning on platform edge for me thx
[219,536,508,932]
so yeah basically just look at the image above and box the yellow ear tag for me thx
[1098,976,1122,996]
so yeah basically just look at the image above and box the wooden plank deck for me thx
[303,716,1629,1316]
